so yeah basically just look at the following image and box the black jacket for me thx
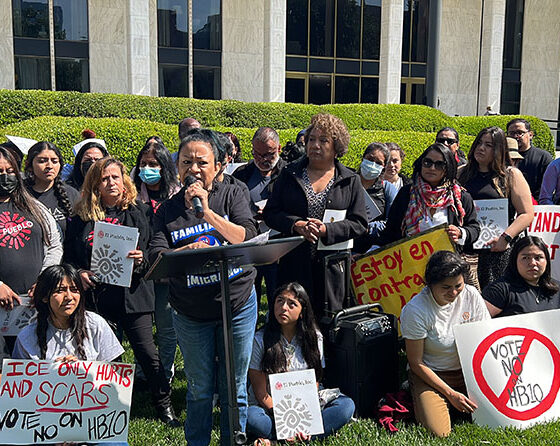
[64,201,155,316]
[232,158,287,197]
[375,183,480,252]
[263,157,368,316]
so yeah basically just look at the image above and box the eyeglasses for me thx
[422,158,446,171]
[436,137,457,146]
[508,130,528,138]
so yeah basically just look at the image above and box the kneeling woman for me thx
[401,251,489,437]
[247,283,354,443]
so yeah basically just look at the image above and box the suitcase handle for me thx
[332,303,384,327]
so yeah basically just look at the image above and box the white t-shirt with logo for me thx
[401,284,490,371]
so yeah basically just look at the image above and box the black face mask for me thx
[0,173,18,197]
[81,160,94,176]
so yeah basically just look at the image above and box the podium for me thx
[146,236,303,445]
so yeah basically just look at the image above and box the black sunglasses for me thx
[436,137,458,145]
[422,157,446,171]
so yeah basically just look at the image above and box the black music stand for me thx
[146,236,303,445]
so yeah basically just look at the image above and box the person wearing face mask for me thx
[66,140,109,191]
[355,143,398,249]
[0,147,63,318]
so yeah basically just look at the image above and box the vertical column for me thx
[477,0,506,115]
[0,0,15,89]
[128,0,154,96]
[263,0,286,102]
[221,0,265,102]
[378,0,404,104]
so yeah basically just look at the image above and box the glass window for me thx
[362,0,381,60]
[193,67,220,99]
[159,64,189,97]
[53,0,88,41]
[411,0,429,62]
[12,0,49,39]
[158,0,188,48]
[336,0,361,59]
[286,0,307,55]
[361,77,378,103]
[308,75,331,105]
[503,0,524,69]
[335,76,359,103]
[192,0,221,50]
[14,56,51,89]
[309,0,334,57]
[55,58,89,91]
[402,1,412,61]
[285,77,305,103]
[411,83,426,104]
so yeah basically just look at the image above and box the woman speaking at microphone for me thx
[149,129,258,446]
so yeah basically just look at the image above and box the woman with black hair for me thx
[24,141,80,236]
[435,127,467,167]
[376,143,479,249]
[66,140,109,190]
[483,236,560,317]
[247,282,355,444]
[401,251,489,437]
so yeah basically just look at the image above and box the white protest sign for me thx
[363,189,382,223]
[0,360,134,444]
[473,199,508,250]
[318,209,353,251]
[5,135,37,155]
[454,310,560,429]
[527,205,560,280]
[0,295,36,336]
[91,222,139,288]
[269,369,323,439]
[224,162,246,175]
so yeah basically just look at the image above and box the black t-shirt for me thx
[27,184,80,235]
[482,276,560,317]
[463,171,515,225]
[0,201,44,294]
[517,145,552,199]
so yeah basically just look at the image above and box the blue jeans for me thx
[154,282,177,381]
[247,395,355,440]
[173,287,257,446]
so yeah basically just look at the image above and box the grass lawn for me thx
[123,297,560,445]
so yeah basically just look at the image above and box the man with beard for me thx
[233,127,286,311]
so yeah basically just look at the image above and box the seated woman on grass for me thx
[400,251,490,437]
[247,282,355,445]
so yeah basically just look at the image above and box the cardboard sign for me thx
[527,205,560,280]
[473,199,508,250]
[350,226,454,324]
[454,310,560,429]
[270,369,323,439]
[91,222,139,288]
[0,295,36,336]
[0,360,134,444]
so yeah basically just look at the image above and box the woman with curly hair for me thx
[64,157,179,427]
[264,113,368,318]
[24,141,80,236]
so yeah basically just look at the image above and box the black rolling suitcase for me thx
[322,303,400,418]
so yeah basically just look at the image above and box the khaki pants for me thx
[409,369,469,437]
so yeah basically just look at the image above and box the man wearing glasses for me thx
[507,118,552,200]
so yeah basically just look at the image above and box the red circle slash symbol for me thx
[472,327,560,421]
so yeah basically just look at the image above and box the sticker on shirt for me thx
[194,235,221,247]
[171,215,230,245]
[186,267,243,288]
[0,212,34,249]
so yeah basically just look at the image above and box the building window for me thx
[157,0,221,99]
[12,0,89,92]
[285,0,381,104]
[401,0,428,105]
[500,0,524,115]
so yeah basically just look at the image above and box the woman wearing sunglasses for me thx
[376,143,479,250]
[435,127,467,168]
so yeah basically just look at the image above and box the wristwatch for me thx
[500,232,513,244]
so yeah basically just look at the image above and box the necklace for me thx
[528,287,541,304]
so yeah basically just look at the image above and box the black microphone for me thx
[183,175,204,218]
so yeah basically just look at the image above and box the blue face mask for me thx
[360,158,384,180]
[139,167,161,185]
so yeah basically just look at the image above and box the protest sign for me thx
[91,222,139,288]
[270,369,323,439]
[0,359,134,444]
[318,209,353,251]
[363,189,382,223]
[473,199,508,250]
[350,225,454,323]
[0,295,36,336]
[527,205,560,280]
[454,310,560,429]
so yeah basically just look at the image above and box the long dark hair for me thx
[24,141,74,218]
[412,143,458,184]
[33,264,88,360]
[68,141,109,190]
[133,136,179,199]
[261,283,323,381]
[0,147,51,245]
[506,236,559,296]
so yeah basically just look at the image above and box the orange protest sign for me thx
[350,226,454,323]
